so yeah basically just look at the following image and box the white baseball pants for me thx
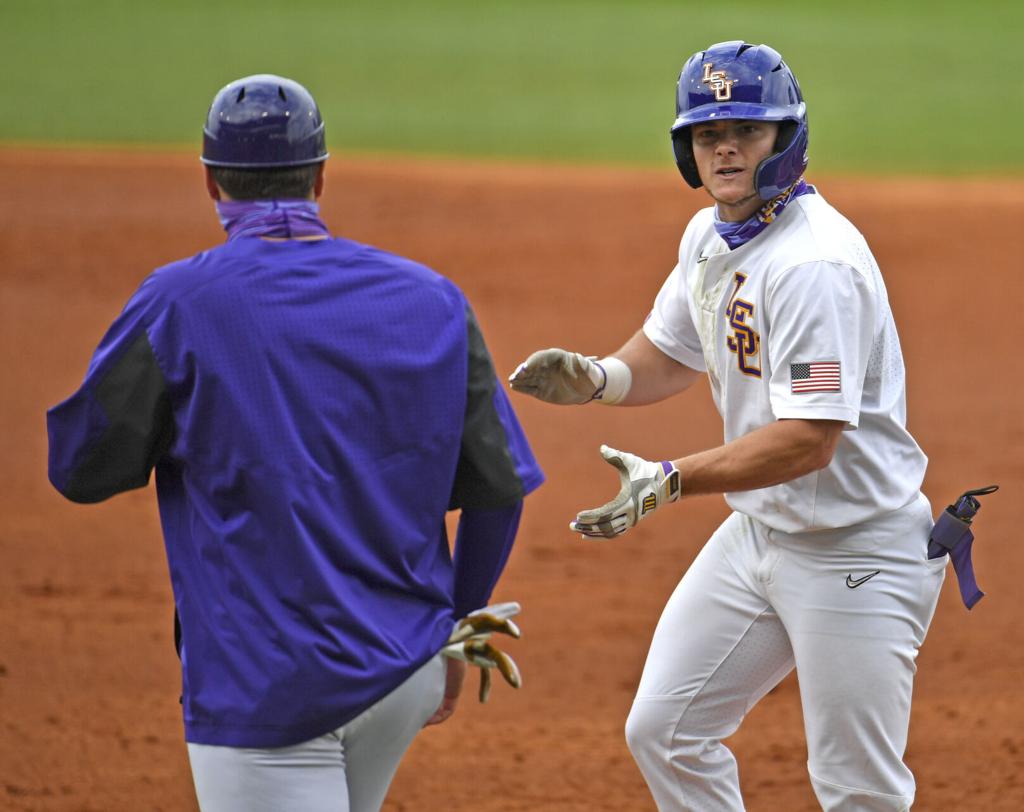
[187,654,445,812]
[625,494,945,811]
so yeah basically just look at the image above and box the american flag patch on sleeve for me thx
[791,361,841,394]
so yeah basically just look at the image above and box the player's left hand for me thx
[571,445,682,539]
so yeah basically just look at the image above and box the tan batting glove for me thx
[441,602,523,702]
[570,445,682,539]
[508,348,606,405]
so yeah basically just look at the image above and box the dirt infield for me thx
[2,147,1021,811]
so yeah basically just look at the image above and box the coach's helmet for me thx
[201,74,329,168]
[671,41,807,200]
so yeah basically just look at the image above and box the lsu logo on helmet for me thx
[702,63,735,101]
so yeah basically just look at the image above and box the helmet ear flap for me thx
[774,120,797,152]
[672,127,703,189]
[754,116,809,200]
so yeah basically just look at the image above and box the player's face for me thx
[691,119,780,222]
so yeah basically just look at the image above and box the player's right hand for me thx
[571,445,682,539]
[508,348,605,404]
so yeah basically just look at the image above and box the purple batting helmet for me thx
[670,41,807,199]
[201,74,329,168]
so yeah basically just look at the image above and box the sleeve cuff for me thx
[772,403,859,428]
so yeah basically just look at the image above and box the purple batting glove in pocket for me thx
[927,486,998,610]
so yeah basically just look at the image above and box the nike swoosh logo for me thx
[846,570,880,589]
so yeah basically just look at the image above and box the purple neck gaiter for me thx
[215,199,331,242]
[714,178,814,251]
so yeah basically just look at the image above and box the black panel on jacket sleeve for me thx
[62,332,174,503]
[449,307,524,510]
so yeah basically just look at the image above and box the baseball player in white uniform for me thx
[510,41,944,811]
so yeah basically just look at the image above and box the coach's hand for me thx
[571,445,682,539]
[508,348,606,404]
[440,602,523,703]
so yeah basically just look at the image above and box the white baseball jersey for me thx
[643,192,926,532]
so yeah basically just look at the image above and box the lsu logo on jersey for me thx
[725,272,761,377]
[702,63,735,101]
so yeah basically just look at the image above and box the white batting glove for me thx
[446,601,521,645]
[508,348,607,405]
[441,602,523,702]
[570,445,682,539]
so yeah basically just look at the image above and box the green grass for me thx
[2,0,1021,174]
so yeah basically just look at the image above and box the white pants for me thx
[625,495,945,812]
[187,654,445,812]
